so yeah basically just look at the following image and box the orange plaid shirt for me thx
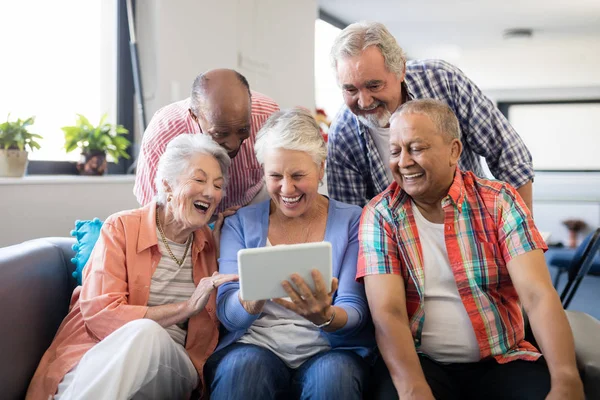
[357,169,547,363]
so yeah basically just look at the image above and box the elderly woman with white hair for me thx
[26,134,239,400]
[204,108,375,400]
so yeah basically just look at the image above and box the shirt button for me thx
[446,225,451,231]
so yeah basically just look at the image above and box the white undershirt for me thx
[369,126,394,182]
[411,202,481,363]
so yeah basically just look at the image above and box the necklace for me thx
[270,201,325,243]
[156,211,192,267]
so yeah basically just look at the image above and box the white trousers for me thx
[55,319,198,400]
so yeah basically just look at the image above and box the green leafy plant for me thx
[62,114,131,162]
[0,115,42,152]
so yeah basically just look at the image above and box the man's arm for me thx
[507,250,584,399]
[364,274,434,399]
[515,180,533,215]
[445,61,534,194]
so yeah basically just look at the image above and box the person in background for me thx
[358,99,583,400]
[134,68,279,213]
[27,134,238,400]
[327,21,534,212]
[205,108,375,400]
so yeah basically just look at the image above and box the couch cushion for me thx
[0,238,75,400]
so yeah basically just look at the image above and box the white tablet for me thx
[238,242,333,301]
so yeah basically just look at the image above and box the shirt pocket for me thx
[475,242,507,291]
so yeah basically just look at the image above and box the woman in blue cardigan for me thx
[205,108,375,399]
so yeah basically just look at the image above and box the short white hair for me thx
[330,21,407,80]
[255,108,326,166]
[154,134,231,205]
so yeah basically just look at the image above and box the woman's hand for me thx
[272,269,339,326]
[212,206,241,258]
[187,271,238,315]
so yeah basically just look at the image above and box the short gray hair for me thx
[330,21,407,80]
[154,134,231,205]
[255,108,326,166]
[392,99,461,141]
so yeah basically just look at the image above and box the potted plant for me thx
[0,115,42,177]
[62,114,131,176]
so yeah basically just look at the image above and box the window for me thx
[314,18,343,125]
[500,101,600,171]
[0,0,117,163]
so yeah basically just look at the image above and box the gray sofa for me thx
[1,238,600,399]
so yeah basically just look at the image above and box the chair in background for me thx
[550,228,600,309]
[546,228,600,288]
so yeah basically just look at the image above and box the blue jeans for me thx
[204,343,368,400]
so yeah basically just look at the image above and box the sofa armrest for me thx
[566,310,600,399]
[0,237,76,400]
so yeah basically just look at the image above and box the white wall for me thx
[410,36,600,94]
[137,0,317,135]
[0,177,138,247]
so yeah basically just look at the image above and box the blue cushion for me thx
[70,218,103,285]
[546,248,600,274]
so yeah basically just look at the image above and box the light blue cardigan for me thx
[215,197,376,359]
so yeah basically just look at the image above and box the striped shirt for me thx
[148,229,196,346]
[327,59,534,207]
[357,169,547,363]
[134,91,279,212]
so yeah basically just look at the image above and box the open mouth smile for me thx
[403,172,424,180]
[193,200,210,212]
[281,195,303,205]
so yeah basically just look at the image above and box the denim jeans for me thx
[204,343,368,400]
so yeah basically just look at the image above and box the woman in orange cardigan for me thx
[26,134,238,400]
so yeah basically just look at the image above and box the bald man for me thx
[134,69,279,212]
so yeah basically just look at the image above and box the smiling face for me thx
[263,148,324,219]
[194,95,252,159]
[389,113,462,205]
[336,46,404,128]
[166,153,225,230]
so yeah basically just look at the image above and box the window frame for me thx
[26,0,136,175]
[498,98,600,173]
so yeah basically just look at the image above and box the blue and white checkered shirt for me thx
[326,59,534,207]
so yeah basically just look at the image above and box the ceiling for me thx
[319,0,600,56]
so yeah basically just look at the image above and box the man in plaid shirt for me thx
[327,22,534,212]
[358,99,582,399]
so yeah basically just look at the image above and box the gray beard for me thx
[357,108,392,129]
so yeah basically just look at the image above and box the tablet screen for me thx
[238,242,333,301]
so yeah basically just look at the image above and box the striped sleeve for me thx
[133,102,195,206]
[356,201,402,280]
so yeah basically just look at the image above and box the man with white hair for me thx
[358,99,583,400]
[327,21,534,212]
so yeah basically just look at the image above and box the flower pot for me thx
[0,149,29,177]
[77,151,107,176]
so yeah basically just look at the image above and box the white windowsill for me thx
[0,175,135,185]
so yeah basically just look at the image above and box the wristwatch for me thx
[313,308,336,329]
